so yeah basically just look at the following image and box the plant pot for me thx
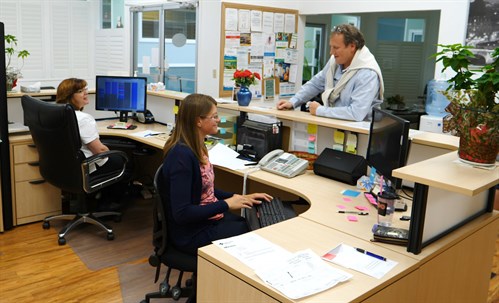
[236,86,252,106]
[455,108,498,166]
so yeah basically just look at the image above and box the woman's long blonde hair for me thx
[163,94,217,165]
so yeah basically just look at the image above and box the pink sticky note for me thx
[343,197,352,202]
[347,215,358,222]
[355,205,369,211]
[337,205,346,209]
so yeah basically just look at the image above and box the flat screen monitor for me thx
[95,76,147,122]
[366,108,410,190]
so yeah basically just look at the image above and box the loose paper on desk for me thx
[131,130,163,138]
[254,249,352,299]
[322,243,398,279]
[208,143,253,170]
[212,233,292,269]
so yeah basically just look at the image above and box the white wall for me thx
[196,0,470,97]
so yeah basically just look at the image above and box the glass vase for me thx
[455,107,498,166]
[236,85,252,106]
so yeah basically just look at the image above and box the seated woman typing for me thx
[56,78,130,209]
[161,93,272,255]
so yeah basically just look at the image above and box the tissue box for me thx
[21,86,41,93]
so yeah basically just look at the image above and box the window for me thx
[141,10,196,39]
[377,18,425,42]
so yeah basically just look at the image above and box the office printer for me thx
[313,148,367,185]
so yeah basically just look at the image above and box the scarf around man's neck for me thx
[321,46,384,106]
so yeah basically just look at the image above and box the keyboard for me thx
[101,137,138,149]
[245,197,296,230]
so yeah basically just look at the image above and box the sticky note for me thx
[220,116,227,123]
[347,215,358,222]
[308,134,316,142]
[342,197,352,202]
[307,124,317,134]
[337,205,346,209]
[334,130,344,144]
[341,189,360,197]
[355,205,369,211]
[173,105,179,114]
[219,128,226,134]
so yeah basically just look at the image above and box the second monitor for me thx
[95,75,147,122]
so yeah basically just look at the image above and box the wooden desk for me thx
[200,155,498,302]
[96,120,168,150]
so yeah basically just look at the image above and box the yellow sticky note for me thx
[334,130,344,144]
[173,105,179,114]
[307,124,317,134]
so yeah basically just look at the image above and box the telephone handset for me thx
[259,149,308,178]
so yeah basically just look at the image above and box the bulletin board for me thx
[219,3,298,99]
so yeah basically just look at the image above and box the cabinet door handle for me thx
[29,179,46,185]
[28,144,37,148]
[28,162,40,166]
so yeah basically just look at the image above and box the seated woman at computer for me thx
[161,93,272,256]
[276,24,384,122]
[56,78,130,209]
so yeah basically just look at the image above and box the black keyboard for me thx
[101,137,138,149]
[256,197,287,227]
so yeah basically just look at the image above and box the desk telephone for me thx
[259,149,308,178]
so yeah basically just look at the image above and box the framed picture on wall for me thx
[465,0,499,67]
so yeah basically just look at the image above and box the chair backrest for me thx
[152,164,197,273]
[22,95,86,193]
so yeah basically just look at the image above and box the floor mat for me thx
[59,199,154,271]
[119,261,192,303]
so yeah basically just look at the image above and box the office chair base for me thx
[43,211,120,245]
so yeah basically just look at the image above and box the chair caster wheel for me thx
[171,286,182,300]
[42,221,50,229]
[107,233,115,241]
[58,237,66,245]
[159,281,169,296]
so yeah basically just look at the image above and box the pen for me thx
[338,211,369,215]
[355,248,387,261]
[244,162,258,166]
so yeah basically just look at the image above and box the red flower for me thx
[232,69,261,87]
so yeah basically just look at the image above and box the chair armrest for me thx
[81,150,129,193]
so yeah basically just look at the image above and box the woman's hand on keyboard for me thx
[225,193,272,210]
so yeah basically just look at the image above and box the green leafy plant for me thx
[386,94,405,109]
[4,34,30,90]
[432,43,498,164]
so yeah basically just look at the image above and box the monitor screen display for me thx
[95,76,147,121]
[366,108,410,190]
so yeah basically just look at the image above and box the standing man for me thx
[276,24,384,121]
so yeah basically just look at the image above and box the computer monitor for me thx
[366,108,410,190]
[95,76,147,122]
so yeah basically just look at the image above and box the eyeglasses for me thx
[201,113,220,120]
[76,87,88,94]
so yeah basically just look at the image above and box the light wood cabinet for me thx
[10,135,60,225]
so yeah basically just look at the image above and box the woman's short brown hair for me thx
[56,78,87,110]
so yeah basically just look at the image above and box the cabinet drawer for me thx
[15,180,61,220]
[14,163,42,182]
[13,144,38,164]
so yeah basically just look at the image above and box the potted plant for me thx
[232,69,261,106]
[433,43,499,166]
[386,94,406,110]
[4,34,30,91]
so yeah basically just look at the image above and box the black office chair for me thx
[141,164,197,303]
[21,95,129,245]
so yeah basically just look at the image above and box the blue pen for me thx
[355,248,387,261]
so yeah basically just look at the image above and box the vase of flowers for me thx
[4,34,30,91]
[433,44,498,166]
[232,69,261,106]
